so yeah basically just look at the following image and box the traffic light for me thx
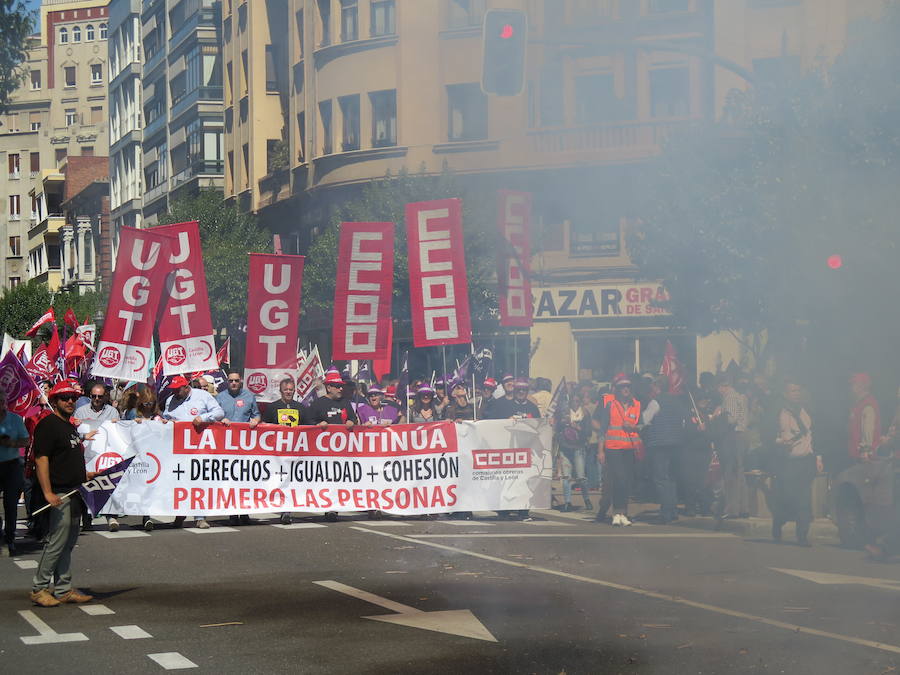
[481,9,528,96]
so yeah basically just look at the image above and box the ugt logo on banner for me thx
[405,199,472,347]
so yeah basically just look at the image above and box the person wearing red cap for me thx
[30,382,100,607]
[477,378,498,419]
[593,376,641,526]
[849,373,881,464]
[163,374,224,529]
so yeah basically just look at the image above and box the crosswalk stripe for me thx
[147,652,198,670]
[111,625,153,639]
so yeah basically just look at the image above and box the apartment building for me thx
[223,0,883,383]
[109,0,144,232]
[140,0,225,225]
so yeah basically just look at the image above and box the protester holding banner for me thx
[75,383,122,531]
[220,372,262,526]
[356,387,402,426]
[261,377,304,428]
[445,383,476,422]
[30,382,97,607]
[0,389,29,556]
[164,375,224,529]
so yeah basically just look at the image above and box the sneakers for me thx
[57,589,94,604]
[30,589,61,607]
[143,518,154,532]
[107,518,119,533]
[196,519,210,529]
[280,513,292,525]
[228,515,240,526]
[612,514,632,527]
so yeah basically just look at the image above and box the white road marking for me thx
[350,526,900,656]
[271,523,327,529]
[410,533,734,539]
[147,652,199,670]
[522,520,573,527]
[314,580,497,642]
[772,568,900,592]
[183,526,239,534]
[81,604,115,616]
[96,530,152,539]
[111,625,153,639]
[437,520,496,527]
[355,521,411,527]
[18,610,88,644]
[14,559,38,570]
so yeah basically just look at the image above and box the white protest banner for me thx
[88,419,551,516]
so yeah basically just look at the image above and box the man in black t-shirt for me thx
[30,381,98,607]
[261,377,305,524]
[305,371,357,522]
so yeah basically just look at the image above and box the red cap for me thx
[324,371,344,385]
[483,377,498,389]
[48,381,80,400]
[851,373,871,388]
[169,375,190,389]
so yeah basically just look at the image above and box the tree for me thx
[629,2,900,374]
[0,280,51,338]
[302,167,500,341]
[0,1,34,115]
[157,189,272,334]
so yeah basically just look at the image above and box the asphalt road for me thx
[2,510,899,674]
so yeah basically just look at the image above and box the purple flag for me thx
[77,457,135,517]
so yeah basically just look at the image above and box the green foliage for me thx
[0,1,33,115]
[157,189,272,332]
[629,2,900,364]
[303,166,499,337]
[0,280,50,338]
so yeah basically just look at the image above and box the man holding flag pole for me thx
[30,381,100,607]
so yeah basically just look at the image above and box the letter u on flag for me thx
[91,227,174,381]
[405,198,472,347]
[332,222,394,360]
[243,253,305,402]
[497,190,534,327]
[154,221,218,376]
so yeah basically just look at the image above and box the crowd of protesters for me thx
[5,360,900,606]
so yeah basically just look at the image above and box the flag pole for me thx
[513,332,518,376]
[441,346,448,392]
[32,489,79,516]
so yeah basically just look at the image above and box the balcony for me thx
[171,159,224,189]
[143,181,168,204]
[170,86,222,123]
[8,171,20,180]
[169,6,219,52]
[529,120,688,155]
[28,214,64,243]
[143,111,166,139]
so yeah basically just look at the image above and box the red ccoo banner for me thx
[154,221,218,375]
[91,227,173,380]
[497,190,533,327]
[405,199,471,347]
[332,222,394,360]
[243,253,304,402]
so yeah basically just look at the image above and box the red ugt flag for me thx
[63,308,80,328]
[25,308,55,337]
[660,340,685,395]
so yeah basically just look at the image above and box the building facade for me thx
[0,0,111,292]
[222,0,883,384]
[140,0,225,225]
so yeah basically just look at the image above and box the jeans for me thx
[33,493,83,597]
[648,445,678,520]
[560,446,588,505]
[717,432,750,518]
[0,458,24,544]
[605,449,635,513]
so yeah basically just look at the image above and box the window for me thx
[170,72,186,103]
[59,27,68,44]
[296,10,304,55]
[30,70,40,90]
[81,146,94,156]
[318,0,331,46]
[341,0,358,41]
[241,143,249,187]
[84,232,93,273]
[447,83,488,141]
[6,112,18,131]
[31,194,38,218]
[30,112,41,130]
[339,94,360,151]
[90,106,103,124]
[9,237,20,257]
[91,63,103,84]
[86,24,95,40]
[30,151,39,175]
[8,277,20,288]
[447,0,486,29]
[241,49,248,94]
[319,100,333,154]
[64,66,76,87]
[570,211,622,256]
[370,89,396,146]
[8,153,20,178]
[65,108,78,125]
[100,23,107,39]
[9,195,20,219]
[73,26,81,42]
[575,73,628,123]
[647,0,690,12]
[297,111,306,162]
[56,148,67,165]
[265,45,277,91]
[371,0,395,36]
[649,66,690,118]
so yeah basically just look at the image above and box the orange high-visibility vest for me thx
[604,398,641,450]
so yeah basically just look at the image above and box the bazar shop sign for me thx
[533,285,671,320]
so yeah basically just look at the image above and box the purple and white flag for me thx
[77,457,135,518]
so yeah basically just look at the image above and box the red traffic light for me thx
[500,24,514,39]
[827,254,843,269]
